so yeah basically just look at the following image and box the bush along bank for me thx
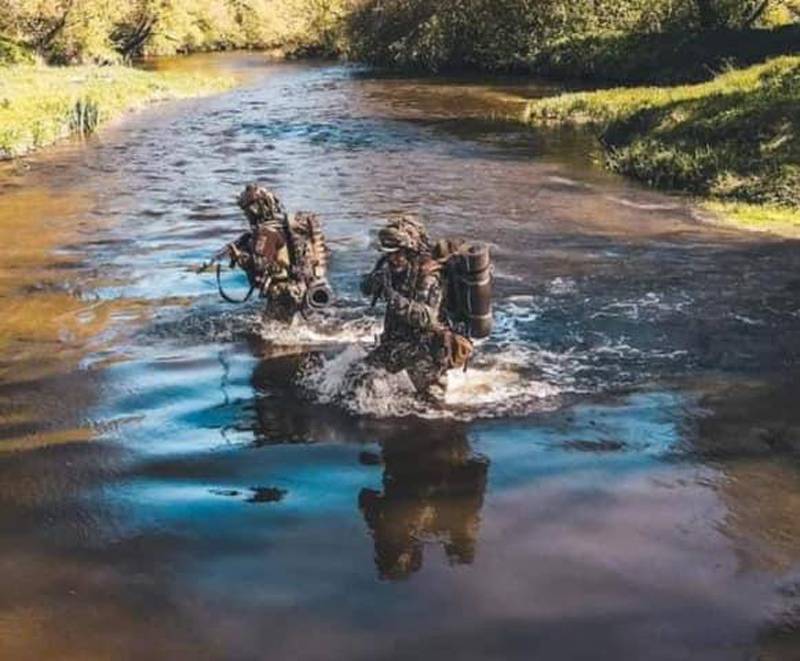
[522,56,800,233]
[0,65,235,159]
[531,25,800,85]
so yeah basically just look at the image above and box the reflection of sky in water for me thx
[5,57,800,660]
[104,391,687,538]
[473,392,686,488]
[117,445,379,517]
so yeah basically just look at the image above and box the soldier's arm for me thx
[387,271,443,332]
[230,232,253,269]
[360,270,384,298]
[360,256,390,299]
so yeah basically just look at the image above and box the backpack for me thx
[286,212,333,309]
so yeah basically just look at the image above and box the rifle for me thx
[368,255,390,308]
[195,243,236,274]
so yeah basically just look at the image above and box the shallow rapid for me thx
[2,53,800,660]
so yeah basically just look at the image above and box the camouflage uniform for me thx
[360,217,452,400]
[230,185,306,322]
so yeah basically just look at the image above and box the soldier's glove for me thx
[228,243,242,268]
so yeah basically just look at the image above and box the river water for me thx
[2,53,800,660]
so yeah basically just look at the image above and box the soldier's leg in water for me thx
[343,343,391,395]
[407,356,448,402]
[264,281,305,324]
[263,282,291,323]
[344,341,410,396]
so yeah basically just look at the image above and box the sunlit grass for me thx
[704,200,800,238]
[522,56,800,233]
[0,64,236,158]
[523,56,800,125]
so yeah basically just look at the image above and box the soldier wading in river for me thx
[357,216,488,402]
[201,184,333,322]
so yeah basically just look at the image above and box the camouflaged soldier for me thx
[359,216,468,401]
[227,184,308,321]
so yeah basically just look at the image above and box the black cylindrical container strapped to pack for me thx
[458,243,493,339]
[288,212,334,311]
[436,240,493,340]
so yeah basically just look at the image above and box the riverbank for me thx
[0,65,236,159]
[521,56,800,235]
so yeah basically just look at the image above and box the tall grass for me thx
[0,65,234,158]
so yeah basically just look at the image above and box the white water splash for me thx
[299,344,562,420]
[257,313,381,347]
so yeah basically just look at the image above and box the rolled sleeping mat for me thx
[461,243,492,339]
[306,278,335,310]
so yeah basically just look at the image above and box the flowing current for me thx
[2,54,800,660]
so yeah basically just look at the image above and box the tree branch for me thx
[38,0,75,51]
[744,0,771,27]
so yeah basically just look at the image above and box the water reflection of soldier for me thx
[208,184,332,322]
[358,427,489,581]
[358,217,473,401]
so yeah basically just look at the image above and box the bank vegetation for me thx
[1,0,799,229]
[0,65,234,159]
[523,56,800,228]
[0,1,349,64]
[340,0,800,229]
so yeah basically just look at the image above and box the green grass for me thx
[703,200,800,236]
[523,56,800,232]
[0,37,35,65]
[0,65,235,158]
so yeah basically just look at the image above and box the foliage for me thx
[703,200,800,235]
[0,0,355,64]
[0,35,36,64]
[533,25,800,84]
[523,56,800,209]
[342,0,799,74]
[0,1,796,70]
[0,64,234,157]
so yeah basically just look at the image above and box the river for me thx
[1,53,800,660]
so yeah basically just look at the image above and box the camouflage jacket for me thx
[362,257,446,342]
[230,221,293,292]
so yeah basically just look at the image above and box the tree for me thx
[694,0,773,29]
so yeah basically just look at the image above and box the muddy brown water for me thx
[2,53,800,660]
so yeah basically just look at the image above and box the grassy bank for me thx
[523,56,800,233]
[0,65,235,159]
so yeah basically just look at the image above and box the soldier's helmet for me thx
[378,216,430,254]
[237,184,285,224]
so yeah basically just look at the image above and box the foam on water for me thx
[299,343,562,420]
[256,312,380,347]
[147,304,381,348]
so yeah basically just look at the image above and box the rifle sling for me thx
[216,263,256,304]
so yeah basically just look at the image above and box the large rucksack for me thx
[286,212,333,309]
[433,239,493,340]
[239,212,333,310]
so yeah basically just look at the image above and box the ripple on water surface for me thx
[2,57,800,660]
